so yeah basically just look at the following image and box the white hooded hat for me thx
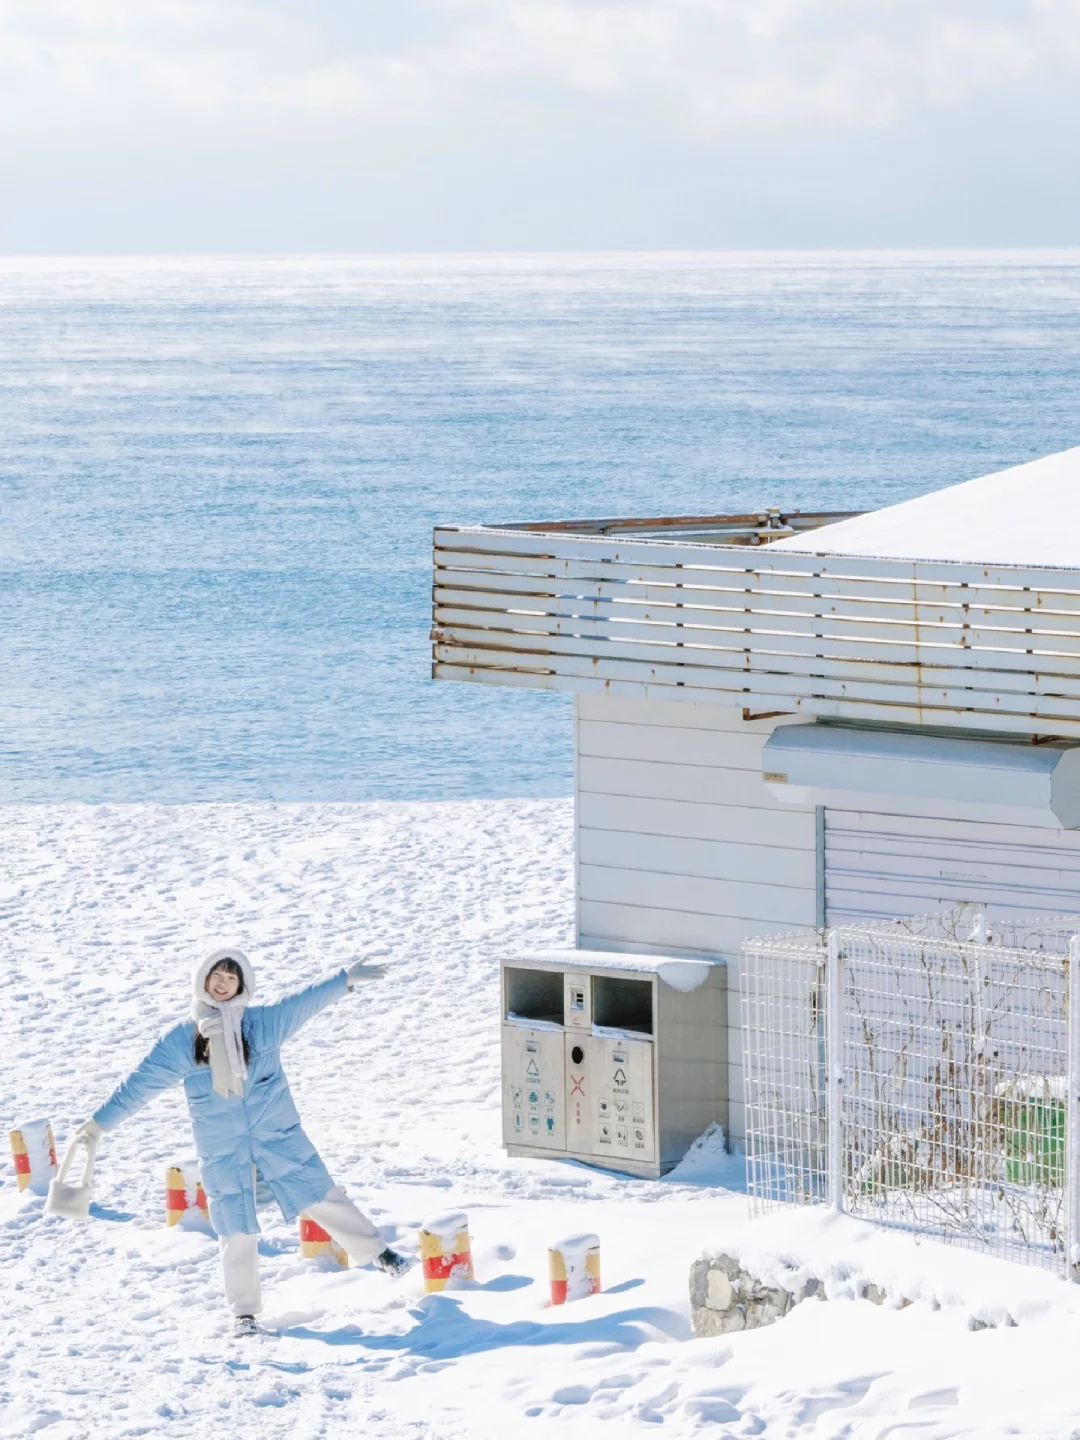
[192,946,256,1005]
[191,946,257,1099]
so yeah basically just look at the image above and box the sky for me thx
[2,0,1080,251]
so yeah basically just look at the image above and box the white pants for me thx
[218,1186,385,1316]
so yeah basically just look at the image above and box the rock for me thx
[690,1255,796,1337]
[706,1268,733,1311]
[691,1257,1025,1339]
[690,1255,916,1338]
[688,1256,711,1311]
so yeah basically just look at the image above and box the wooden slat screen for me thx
[431,525,1080,739]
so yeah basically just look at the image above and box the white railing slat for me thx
[435,624,1080,700]
[434,605,1080,677]
[433,526,1080,737]
[435,526,1080,598]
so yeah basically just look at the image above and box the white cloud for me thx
[0,0,1077,143]
[437,0,1067,127]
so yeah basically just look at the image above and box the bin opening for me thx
[592,976,653,1035]
[505,967,563,1026]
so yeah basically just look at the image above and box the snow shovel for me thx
[45,1131,98,1221]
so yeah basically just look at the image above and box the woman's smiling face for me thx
[205,965,240,1002]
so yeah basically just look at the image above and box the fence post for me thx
[826,931,844,1212]
[1068,936,1080,1282]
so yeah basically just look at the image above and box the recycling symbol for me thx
[613,1067,627,1086]
[526,1059,540,1080]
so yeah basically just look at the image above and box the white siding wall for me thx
[826,809,1080,924]
[574,693,817,1142]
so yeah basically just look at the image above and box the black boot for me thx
[372,1247,412,1278]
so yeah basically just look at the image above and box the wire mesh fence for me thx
[838,927,1068,1267]
[742,934,828,1211]
[867,903,1080,955]
[742,912,1080,1276]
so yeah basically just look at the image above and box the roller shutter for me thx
[825,810,1080,926]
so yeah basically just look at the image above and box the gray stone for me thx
[706,1268,733,1311]
[688,1257,711,1310]
[690,1254,799,1337]
[689,1254,922,1338]
[691,1256,1025,1340]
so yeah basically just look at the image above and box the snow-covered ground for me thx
[3,800,1080,1439]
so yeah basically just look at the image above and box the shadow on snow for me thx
[280,1292,688,1359]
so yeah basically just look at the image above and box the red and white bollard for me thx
[9,1120,57,1196]
[298,1214,349,1268]
[419,1212,473,1293]
[165,1164,211,1227]
[548,1233,601,1305]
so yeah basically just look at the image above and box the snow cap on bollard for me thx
[549,1233,601,1305]
[10,1120,58,1196]
[299,1214,349,1268]
[419,1212,473,1292]
[165,1164,211,1228]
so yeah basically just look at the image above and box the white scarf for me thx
[192,994,247,1098]
[191,947,256,1100]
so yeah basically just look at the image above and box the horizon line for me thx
[2,244,1080,262]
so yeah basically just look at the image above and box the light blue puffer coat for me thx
[93,971,349,1236]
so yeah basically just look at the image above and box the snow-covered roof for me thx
[769,445,1080,568]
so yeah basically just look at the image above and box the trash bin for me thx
[501,949,727,1179]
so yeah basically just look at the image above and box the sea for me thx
[2,250,1080,802]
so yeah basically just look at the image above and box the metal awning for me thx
[762,723,1080,828]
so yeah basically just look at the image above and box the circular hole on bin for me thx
[571,1045,584,1065]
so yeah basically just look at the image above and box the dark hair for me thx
[193,958,251,1067]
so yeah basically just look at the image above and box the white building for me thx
[432,445,1080,1145]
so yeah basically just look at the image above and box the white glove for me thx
[73,1118,103,1146]
[346,960,387,989]
[197,1013,225,1039]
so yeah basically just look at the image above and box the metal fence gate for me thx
[742,913,1080,1276]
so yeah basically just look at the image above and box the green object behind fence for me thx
[1003,1098,1065,1187]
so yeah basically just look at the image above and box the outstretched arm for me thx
[92,1025,191,1132]
[265,963,386,1047]
[265,971,349,1047]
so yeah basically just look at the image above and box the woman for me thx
[74,946,408,1336]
